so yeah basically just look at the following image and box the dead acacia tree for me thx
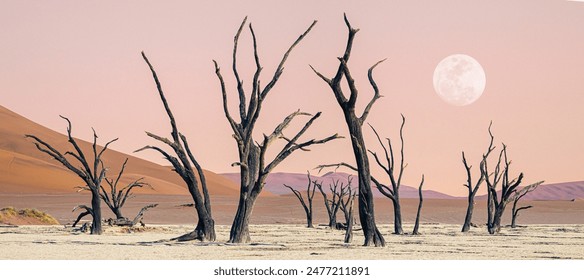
[26,117,117,234]
[214,17,340,243]
[461,123,496,232]
[367,116,407,235]
[339,185,357,243]
[316,176,351,229]
[283,172,317,228]
[482,142,543,234]
[108,204,159,227]
[75,158,151,221]
[137,52,215,241]
[310,14,386,247]
[412,175,424,235]
[101,158,151,220]
[510,182,542,228]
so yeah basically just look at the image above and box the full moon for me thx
[433,54,486,106]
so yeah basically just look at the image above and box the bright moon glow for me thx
[433,54,486,106]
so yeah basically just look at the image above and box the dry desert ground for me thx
[1,194,583,260]
[1,223,583,260]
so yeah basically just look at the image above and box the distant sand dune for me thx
[0,104,242,196]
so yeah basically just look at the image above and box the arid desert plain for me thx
[1,194,583,260]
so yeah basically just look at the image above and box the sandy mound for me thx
[0,207,59,225]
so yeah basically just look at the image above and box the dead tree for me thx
[339,185,357,243]
[71,205,92,228]
[283,172,317,228]
[76,158,151,220]
[26,117,117,234]
[214,17,340,243]
[106,204,159,227]
[137,52,215,241]
[482,142,543,234]
[510,182,542,228]
[461,123,496,232]
[412,175,424,235]
[315,178,350,229]
[101,158,150,220]
[310,14,386,247]
[367,116,407,235]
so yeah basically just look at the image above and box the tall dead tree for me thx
[461,123,496,232]
[137,52,215,241]
[310,14,386,247]
[412,175,424,235]
[510,182,542,228]
[316,176,351,229]
[283,172,317,228]
[26,117,117,234]
[214,17,340,243]
[368,116,407,235]
[482,142,543,234]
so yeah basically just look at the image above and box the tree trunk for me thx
[511,211,518,228]
[392,197,403,235]
[229,195,257,243]
[344,210,354,244]
[347,119,385,246]
[489,204,506,234]
[306,211,313,228]
[462,196,475,232]
[189,192,215,241]
[329,212,338,229]
[487,189,494,232]
[90,189,102,235]
[194,215,216,241]
[113,208,123,220]
[412,177,424,235]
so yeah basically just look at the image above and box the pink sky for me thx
[1,0,583,196]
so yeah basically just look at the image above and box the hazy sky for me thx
[1,0,583,196]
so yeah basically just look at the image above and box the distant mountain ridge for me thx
[221,171,455,199]
[222,172,584,201]
[476,181,584,201]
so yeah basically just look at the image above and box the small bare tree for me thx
[339,185,357,243]
[367,116,406,235]
[510,182,542,228]
[310,14,386,247]
[26,117,117,234]
[214,17,340,243]
[283,172,317,228]
[412,175,424,235]
[100,158,151,220]
[461,123,496,232]
[137,52,215,241]
[315,178,350,229]
[482,142,543,234]
[75,158,151,221]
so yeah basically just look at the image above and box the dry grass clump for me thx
[0,207,59,225]
[0,206,18,222]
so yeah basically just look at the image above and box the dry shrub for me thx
[0,207,18,222]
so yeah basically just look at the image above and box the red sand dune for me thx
[0,105,241,196]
